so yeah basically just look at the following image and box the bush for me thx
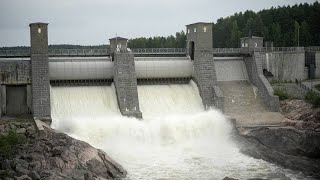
[274,89,290,100]
[315,84,320,91]
[305,91,320,108]
[0,131,26,158]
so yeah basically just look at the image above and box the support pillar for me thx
[30,22,51,123]
[0,85,7,117]
[113,52,142,118]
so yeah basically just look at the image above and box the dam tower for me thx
[30,23,51,122]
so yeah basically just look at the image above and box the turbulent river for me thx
[50,82,307,179]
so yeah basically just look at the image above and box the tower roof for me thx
[186,22,213,27]
[109,37,128,41]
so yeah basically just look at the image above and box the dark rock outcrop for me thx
[1,123,127,180]
[236,127,320,179]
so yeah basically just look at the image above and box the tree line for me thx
[127,31,186,48]
[1,2,319,50]
[213,1,320,48]
[128,2,319,48]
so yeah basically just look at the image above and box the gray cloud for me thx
[0,0,316,46]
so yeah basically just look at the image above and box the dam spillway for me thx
[50,82,304,179]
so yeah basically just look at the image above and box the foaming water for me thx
[51,82,307,179]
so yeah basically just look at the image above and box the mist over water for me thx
[51,82,306,179]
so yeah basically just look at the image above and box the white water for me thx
[51,82,307,179]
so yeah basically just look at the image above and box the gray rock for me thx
[0,125,5,132]
[51,146,63,156]
[28,171,40,180]
[2,123,127,180]
[9,124,16,130]
[1,159,12,170]
[15,165,30,176]
[16,128,26,134]
[243,127,320,158]
[14,175,32,180]
[237,127,320,179]
[29,161,41,171]
[84,172,95,180]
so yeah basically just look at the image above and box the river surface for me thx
[50,82,310,179]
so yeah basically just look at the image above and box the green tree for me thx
[229,20,241,47]
[271,23,282,47]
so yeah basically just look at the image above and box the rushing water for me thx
[51,82,308,179]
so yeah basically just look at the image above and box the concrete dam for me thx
[1,22,319,179]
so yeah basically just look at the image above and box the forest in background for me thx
[1,2,319,50]
[128,2,320,48]
[213,1,320,48]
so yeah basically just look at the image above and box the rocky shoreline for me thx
[0,120,126,180]
[235,127,320,179]
[233,99,320,179]
[1,99,320,179]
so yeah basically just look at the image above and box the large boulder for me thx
[1,126,127,180]
[236,127,320,179]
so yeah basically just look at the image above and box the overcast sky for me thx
[0,0,317,46]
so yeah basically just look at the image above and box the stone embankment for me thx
[0,120,126,180]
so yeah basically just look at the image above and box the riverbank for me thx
[0,118,126,180]
[234,99,320,179]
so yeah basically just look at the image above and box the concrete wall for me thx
[214,57,249,81]
[0,60,31,84]
[261,52,306,82]
[316,52,320,78]
[0,60,32,117]
[244,52,280,112]
[113,52,142,118]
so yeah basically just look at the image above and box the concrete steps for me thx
[219,80,284,126]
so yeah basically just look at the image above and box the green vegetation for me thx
[0,131,26,158]
[274,89,290,100]
[214,2,320,48]
[0,170,11,179]
[305,91,320,108]
[315,84,320,91]
[127,31,186,48]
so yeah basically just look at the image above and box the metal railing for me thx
[0,48,187,57]
[1,46,319,58]
[257,47,305,52]
[48,49,109,56]
[131,48,186,55]
[0,49,31,57]
[296,80,320,96]
[212,48,242,54]
[305,46,320,52]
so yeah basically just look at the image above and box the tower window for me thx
[188,29,190,34]
[38,28,41,34]
[204,26,207,32]
[194,28,197,32]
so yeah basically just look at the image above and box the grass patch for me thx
[305,91,320,108]
[274,89,290,100]
[0,170,11,179]
[0,131,26,158]
[315,84,320,91]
